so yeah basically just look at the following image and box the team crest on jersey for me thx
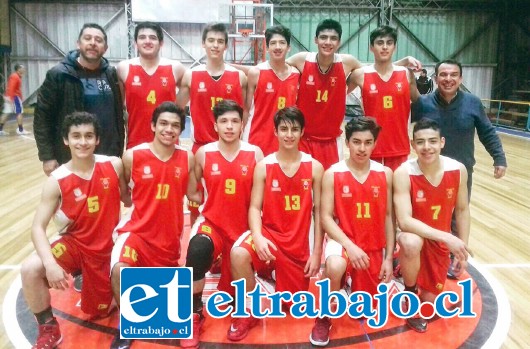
[225,84,233,94]
[241,165,249,176]
[271,179,281,192]
[341,185,352,198]
[446,188,455,199]
[415,189,426,202]
[266,82,274,93]
[330,77,337,86]
[302,179,311,191]
[396,82,403,92]
[132,76,142,86]
[161,77,168,87]
[100,177,110,189]
[306,75,315,86]
[211,163,221,175]
[372,186,380,198]
[142,166,154,179]
[369,84,378,94]
[73,188,87,202]
[175,167,182,179]
[198,82,207,92]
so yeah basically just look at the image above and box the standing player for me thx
[177,22,247,224]
[20,112,129,349]
[182,100,263,348]
[177,23,247,152]
[118,22,185,149]
[393,118,471,333]
[348,25,419,171]
[243,25,299,155]
[0,63,30,135]
[310,117,394,346]
[229,106,324,341]
[109,102,198,349]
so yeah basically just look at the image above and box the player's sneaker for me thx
[110,333,132,349]
[402,298,427,333]
[309,317,331,346]
[33,318,62,349]
[227,315,259,341]
[0,130,9,136]
[73,274,83,292]
[16,128,30,135]
[180,312,204,348]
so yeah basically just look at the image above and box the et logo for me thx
[120,267,193,339]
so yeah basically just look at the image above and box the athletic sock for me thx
[404,284,418,294]
[193,292,203,314]
[35,307,55,325]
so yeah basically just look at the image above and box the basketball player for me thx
[286,20,420,170]
[177,22,247,226]
[109,102,198,349]
[229,106,324,341]
[118,22,185,149]
[393,118,471,333]
[310,116,394,346]
[182,100,263,348]
[20,112,129,349]
[243,25,299,155]
[348,25,420,171]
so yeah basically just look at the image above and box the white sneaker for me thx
[16,129,30,135]
[0,130,9,136]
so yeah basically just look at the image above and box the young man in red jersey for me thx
[229,106,324,342]
[118,22,185,149]
[393,118,471,333]
[182,100,263,348]
[109,102,199,349]
[310,116,394,346]
[21,112,130,349]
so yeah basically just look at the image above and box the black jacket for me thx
[34,50,124,164]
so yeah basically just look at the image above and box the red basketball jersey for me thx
[245,62,299,155]
[189,65,243,146]
[125,64,177,149]
[117,144,189,256]
[262,152,314,263]
[406,156,461,252]
[200,141,260,241]
[362,65,411,157]
[330,160,387,251]
[296,53,346,140]
[52,155,121,255]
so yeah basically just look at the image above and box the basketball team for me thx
[20,18,507,349]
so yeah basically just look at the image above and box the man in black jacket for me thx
[34,23,125,176]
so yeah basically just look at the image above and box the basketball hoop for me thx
[239,29,253,37]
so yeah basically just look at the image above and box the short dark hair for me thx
[78,23,107,44]
[265,25,291,47]
[14,64,23,72]
[345,116,381,141]
[61,112,100,140]
[315,19,342,40]
[421,68,427,74]
[212,100,243,121]
[202,23,228,44]
[151,102,186,132]
[274,106,305,130]
[134,22,163,42]
[435,59,463,76]
[370,25,397,46]
[412,117,441,139]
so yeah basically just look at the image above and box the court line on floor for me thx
[481,264,530,268]
[0,265,21,270]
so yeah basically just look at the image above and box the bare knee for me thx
[398,232,423,258]
[21,254,46,285]
[324,256,347,282]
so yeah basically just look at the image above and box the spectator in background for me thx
[416,68,433,95]
[0,64,30,135]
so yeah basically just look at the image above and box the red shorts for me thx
[51,236,112,316]
[188,142,205,215]
[111,232,180,268]
[325,238,382,296]
[371,155,408,172]
[234,231,310,295]
[299,137,342,170]
[191,217,238,294]
[417,239,451,295]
